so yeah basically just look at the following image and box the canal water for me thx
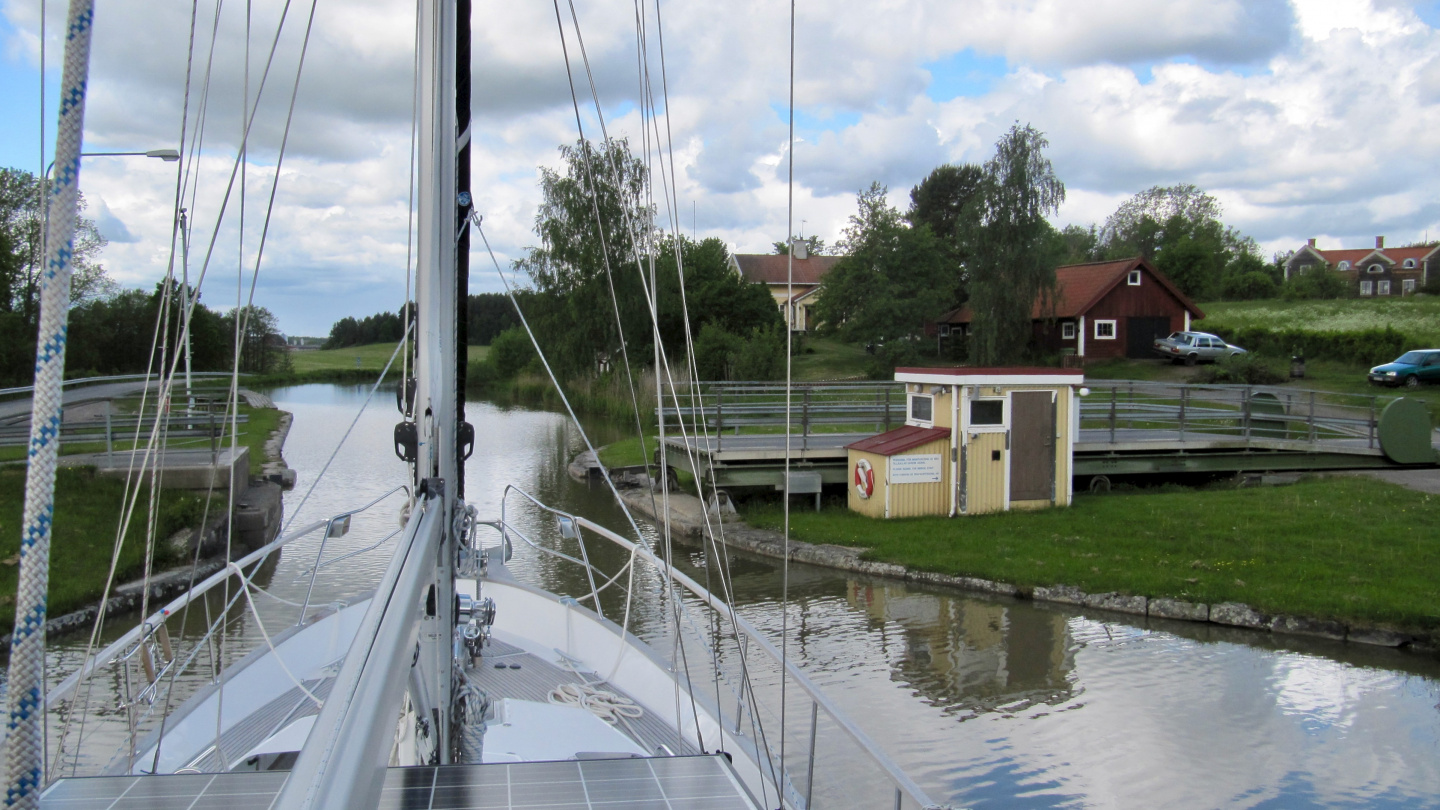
[30,383,1440,808]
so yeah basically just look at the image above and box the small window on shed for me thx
[1127,270,1142,286]
[1061,322,1076,340]
[909,394,933,423]
[970,399,1003,426]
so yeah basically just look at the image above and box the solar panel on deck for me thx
[41,755,760,810]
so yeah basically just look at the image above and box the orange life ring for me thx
[854,458,874,500]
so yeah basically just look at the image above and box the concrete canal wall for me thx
[571,449,1435,656]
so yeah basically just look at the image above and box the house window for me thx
[1404,258,1417,268]
[1127,270,1142,286]
[970,399,1004,427]
[1360,280,1373,296]
[1404,278,1417,294]
[1368,264,1384,274]
[939,325,950,337]
[1378,280,1391,295]
[909,394,933,424]
[1094,320,1117,340]
[1338,261,1351,271]
[1061,322,1076,340]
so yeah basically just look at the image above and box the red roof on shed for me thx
[845,425,951,456]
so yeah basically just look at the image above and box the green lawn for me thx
[0,466,201,630]
[790,337,875,381]
[744,476,1440,631]
[291,343,489,373]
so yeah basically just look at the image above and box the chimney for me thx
[1377,236,1385,249]
[1307,238,1316,248]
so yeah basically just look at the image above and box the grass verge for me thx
[742,476,1440,632]
[0,466,203,632]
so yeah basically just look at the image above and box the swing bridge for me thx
[653,380,1440,491]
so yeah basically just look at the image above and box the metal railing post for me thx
[1179,387,1187,442]
[1309,391,1317,443]
[1108,386,1117,443]
[105,401,114,467]
[1368,397,1376,449]
[716,386,723,452]
[802,388,810,451]
[1242,386,1251,443]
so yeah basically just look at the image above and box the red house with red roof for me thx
[938,257,1205,361]
[1284,236,1437,297]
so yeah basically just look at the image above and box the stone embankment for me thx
[571,448,1433,656]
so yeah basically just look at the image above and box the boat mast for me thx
[277,3,468,805]
[410,0,469,768]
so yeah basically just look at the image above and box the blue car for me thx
[1368,349,1440,388]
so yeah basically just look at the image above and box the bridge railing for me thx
[1079,380,1390,449]
[657,381,905,451]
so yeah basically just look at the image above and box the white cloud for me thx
[6,0,1440,334]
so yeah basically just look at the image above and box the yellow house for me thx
[846,367,1084,517]
[730,253,842,332]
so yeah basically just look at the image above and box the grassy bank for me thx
[290,343,489,373]
[743,476,1440,632]
[0,466,203,631]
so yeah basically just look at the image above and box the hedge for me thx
[1205,326,1411,366]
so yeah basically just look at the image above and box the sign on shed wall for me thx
[890,454,943,484]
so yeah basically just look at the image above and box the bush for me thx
[693,324,742,380]
[488,327,535,378]
[1222,271,1278,301]
[733,324,785,380]
[1282,264,1350,300]
[1190,353,1285,385]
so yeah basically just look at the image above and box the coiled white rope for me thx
[5,1,95,806]
[547,683,643,726]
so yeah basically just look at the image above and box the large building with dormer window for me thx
[1284,236,1437,296]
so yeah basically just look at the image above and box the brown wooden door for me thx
[1010,391,1055,502]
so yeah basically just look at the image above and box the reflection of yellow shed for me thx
[846,367,1084,517]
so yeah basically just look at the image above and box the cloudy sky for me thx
[4,0,1440,336]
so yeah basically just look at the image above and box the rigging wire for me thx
[556,2,786,798]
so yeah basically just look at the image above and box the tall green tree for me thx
[966,124,1066,366]
[908,163,984,266]
[814,183,951,347]
[1099,184,1258,300]
[0,167,113,322]
[517,138,656,377]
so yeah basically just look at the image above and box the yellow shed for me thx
[845,426,952,518]
[847,367,1084,518]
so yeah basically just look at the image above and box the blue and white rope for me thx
[5,1,94,806]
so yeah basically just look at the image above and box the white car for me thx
[1152,331,1247,365]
